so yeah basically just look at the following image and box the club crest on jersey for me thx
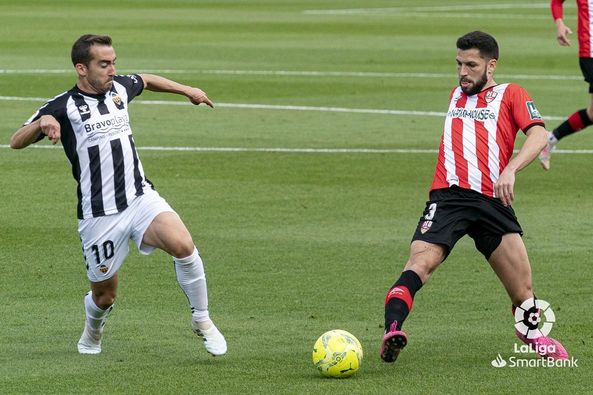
[109,89,125,110]
[112,95,122,106]
[420,220,433,234]
[526,101,542,120]
[485,90,498,103]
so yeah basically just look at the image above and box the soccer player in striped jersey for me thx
[10,34,227,356]
[380,31,569,363]
[540,0,593,169]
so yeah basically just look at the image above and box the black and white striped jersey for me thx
[25,74,154,219]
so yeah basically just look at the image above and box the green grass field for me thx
[1,0,592,393]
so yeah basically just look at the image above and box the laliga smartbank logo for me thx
[514,297,554,339]
[490,298,578,368]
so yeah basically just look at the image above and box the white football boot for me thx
[192,320,227,356]
[539,132,558,171]
[77,323,102,354]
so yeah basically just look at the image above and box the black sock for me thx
[384,270,423,331]
[553,109,593,140]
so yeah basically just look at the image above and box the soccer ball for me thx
[312,330,363,378]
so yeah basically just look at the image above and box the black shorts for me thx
[411,186,523,260]
[579,57,593,93]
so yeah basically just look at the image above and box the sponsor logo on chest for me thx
[447,107,496,121]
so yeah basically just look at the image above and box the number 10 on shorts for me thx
[90,240,115,264]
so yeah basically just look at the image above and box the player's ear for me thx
[487,58,497,75]
[74,63,88,77]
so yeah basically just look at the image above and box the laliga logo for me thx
[514,297,555,339]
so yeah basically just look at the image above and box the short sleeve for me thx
[113,74,144,102]
[23,93,68,143]
[507,84,545,133]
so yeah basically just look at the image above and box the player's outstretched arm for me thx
[494,125,548,206]
[139,73,214,108]
[10,115,61,149]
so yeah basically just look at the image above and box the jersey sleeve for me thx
[551,0,565,20]
[113,74,144,102]
[23,94,68,143]
[507,84,545,133]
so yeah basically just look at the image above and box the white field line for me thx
[304,11,553,20]
[303,2,562,18]
[1,144,592,155]
[0,144,435,154]
[0,95,566,121]
[0,68,584,82]
[308,3,551,13]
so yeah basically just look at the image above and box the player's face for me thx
[456,48,496,96]
[82,45,117,94]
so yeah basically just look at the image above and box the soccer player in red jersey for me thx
[380,31,569,363]
[540,0,593,169]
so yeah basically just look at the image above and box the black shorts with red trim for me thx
[579,57,593,93]
[411,186,523,260]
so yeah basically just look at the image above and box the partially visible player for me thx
[380,31,569,363]
[539,0,593,169]
[10,34,227,356]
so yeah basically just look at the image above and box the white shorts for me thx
[78,189,174,282]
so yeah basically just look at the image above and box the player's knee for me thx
[404,259,437,283]
[92,286,117,309]
[171,236,195,259]
[405,242,446,282]
[94,292,116,310]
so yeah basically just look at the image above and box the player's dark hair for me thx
[456,31,499,60]
[71,34,112,66]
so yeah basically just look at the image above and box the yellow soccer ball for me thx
[312,330,363,378]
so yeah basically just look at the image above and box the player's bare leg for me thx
[77,275,118,354]
[143,212,227,356]
[487,234,532,306]
[488,233,568,359]
[541,93,593,170]
[381,241,446,362]
[402,241,447,284]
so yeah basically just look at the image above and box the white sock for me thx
[84,291,112,333]
[174,247,210,323]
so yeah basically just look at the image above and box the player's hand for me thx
[556,22,572,46]
[186,87,214,108]
[39,115,61,144]
[494,169,515,207]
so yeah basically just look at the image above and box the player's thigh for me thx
[78,215,131,283]
[142,211,194,257]
[130,190,194,258]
